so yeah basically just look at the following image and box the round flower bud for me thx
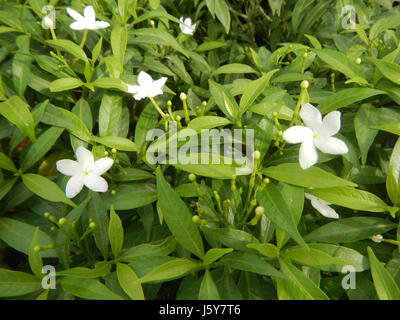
[150,20,155,27]
[111,190,117,195]
[180,92,187,101]
[277,130,283,137]
[44,212,51,219]
[112,148,117,154]
[300,80,309,89]
[176,115,181,121]
[167,100,172,107]
[223,199,231,207]
[89,222,97,230]
[255,206,265,216]
[59,218,67,225]
[272,112,278,117]
[303,52,308,59]
[253,150,261,160]
[104,151,109,157]
[355,58,361,65]
[192,215,200,223]
[263,177,270,184]
[42,16,54,29]
[34,246,41,253]
[202,101,207,108]
[188,173,196,182]
[250,199,257,207]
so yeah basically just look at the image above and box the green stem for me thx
[150,97,167,118]
[80,29,89,49]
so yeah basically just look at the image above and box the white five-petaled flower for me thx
[305,193,339,219]
[126,71,167,100]
[179,17,196,35]
[282,103,348,170]
[56,146,114,198]
[66,5,110,30]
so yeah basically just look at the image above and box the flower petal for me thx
[137,71,153,87]
[56,159,81,176]
[299,139,318,169]
[65,176,84,198]
[282,126,313,144]
[311,199,339,219]
[320,111,341,137]
[299,103,322,131]
[76,146,94,169]
[66,8,84,22]
[315,137,348,155]
[83,5,96,22]
[84,175,108,193]
[93,21,110,29]
[184,18,192,26]
[305,193,316,201]
[70,21,86,30]
[94,157,114,175]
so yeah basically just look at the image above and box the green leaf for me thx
[219,252,283,278]
[61,277,123,300]
[40,104,91,142]
[306,243,369,272]
[199,269,220,299]
[116,263,144,300]
[0,178,18,201]
[98,92,124,137]
[49,78,83,92]
[283,247,350,268]
[196,41,227,52]
[134,102,159,150]
[354,105,380,165]
[13,35,31,97]
[373,122,400,136]
[114,168,153,182]
[306,186,388,212]
[0,217,57,258]
[278,258,330,300]
[111,26,127,68]
[262,163,357,188]
[0,152,17,172]
[119,237,176,263]
[317,88,385,114]
[239,72,274,115]
[87,192,109,259]
[104,183,157,210]
[212,63,257,76]
[369,58,400,85]
[0,96,36,143]
[214,0,231,33]
[369,15,400,40]
[92,136,138,152]
[130,28,188,58]
[0,269,41,297]
[304,217,397,243]
[314,48,363,80]
[22,174,76,207]
[156,167,204,259]
[140,258,201,283]
[257,183,307,248]
[203,248,233,265]
[57,263,111,278]
[109,205,124,259]
[46,39,88,62]
[246,243,280,259]
[21,127,64,171]
[28,227,43,279]
[187,116,231,131]
[367,247,400,300]
[92,78,127,91]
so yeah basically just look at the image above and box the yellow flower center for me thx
[83,170,89,176]
[313,133,318,140]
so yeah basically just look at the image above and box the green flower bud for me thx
[255,206,265,216]
[300,80,309,89]
[188,173,196,182]
[180,92,187,101]
[59,218,67,225]
[34,246,41,252]
[89,222,96,230]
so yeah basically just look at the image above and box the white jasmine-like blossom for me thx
[126,71,167,100]
[371,234,383,243]
[66,5,110,30]
[179,17,196,35]
[282,103,348,170]
[305,193,339,219]
[56,146,114,198]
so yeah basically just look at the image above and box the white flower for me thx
[371,234,383,243]
[126,71,167,100]
[42,16,55,29]
[282,103,348,170]
[56,146,114,198]
[179,17,196,35]
[66,6,110,30]
[305,193,339,219]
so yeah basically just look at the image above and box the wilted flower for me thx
[371,234,383,243]
[179,17,196,35]
[56,146,113,198]
[66,5,110,30]
[126,71,167,100]
[305,193,339,219]
[282,103,348,169]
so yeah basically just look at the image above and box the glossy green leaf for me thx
[116,263,144,300]
[109,205,124,258]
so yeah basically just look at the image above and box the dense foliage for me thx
[0,0,400,300]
